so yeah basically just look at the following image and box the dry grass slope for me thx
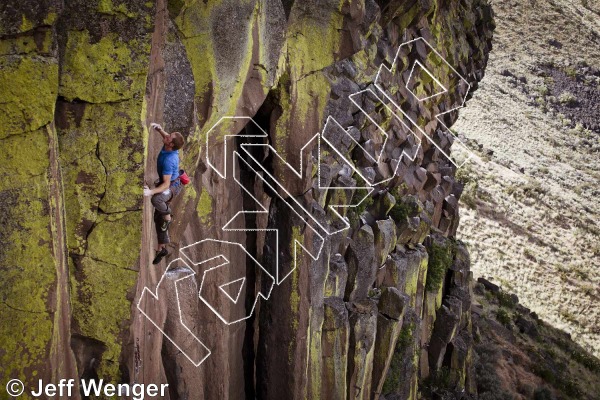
[452,0,600,357]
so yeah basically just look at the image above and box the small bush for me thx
[497,291,516,309]
[425,241,454,292]
[558,91,577,105]
[537,84,549,96]
[522,180,547,197]
[351,173,373,217]
[496,308,512,326]
[475,344,515,400]
[420,367,453,398]
[558,378,581,398]
[564,66,577,78]
[389,201,410,222]
[533,386,555,400]
[533,365,556,385]
[572,350,600,373]
[461,181,478,209]
[382,323,415,394]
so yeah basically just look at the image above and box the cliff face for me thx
[0,0,494,399]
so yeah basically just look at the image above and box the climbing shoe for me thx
[152,248,169,265]
[160,216,173,232]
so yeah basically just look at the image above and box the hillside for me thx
[453,0,600,358]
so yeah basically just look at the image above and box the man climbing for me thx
[143,123,185,264]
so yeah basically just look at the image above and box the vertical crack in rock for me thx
[47,121,79,385]
[94,135,108,214]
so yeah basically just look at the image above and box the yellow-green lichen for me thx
[180,33,217,127]
[181,178,197,206]
[58,100,146,254]
[296,73,332,134]
[0,29,53,56]
[70,256,137,381]
[20,15,34,32]
[196,189,213,223]
[307,310,321,398]
[0,175,56,383]
[59,30,149,103]
[94,101,146,212]
[0,56,58,137]
[0,128,50,187]
[43,11,58,26]
[286,0,345,79]
[288,225,304,362]
[98,0,138,18]
[85,212,142,267]
[61,152,106,254]
[69,212,141,382]
[273,72,292,158]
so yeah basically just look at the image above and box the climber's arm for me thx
[150,123,169,139]
[144,174,171,196]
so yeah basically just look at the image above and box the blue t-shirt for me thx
[157,148,179,182]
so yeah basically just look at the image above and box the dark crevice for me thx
[71,334,106,396]
[79,220,98,258]
[237,93,277,399]
[379,312,400,321]
[442,341,454,369]
[86,256,120,269]
[94,134,109,213]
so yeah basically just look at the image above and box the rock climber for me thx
[143,123,185,264]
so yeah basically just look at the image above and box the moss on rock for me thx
[425,240,454,293]
[0,56,58,137]
[70,256,137,381]
[85,212,142,267]
[59,30,149,103]
[0,164,56,384]
[196,189,213,224]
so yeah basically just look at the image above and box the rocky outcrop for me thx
[0,0,494,399]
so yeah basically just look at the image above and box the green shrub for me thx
[420,367,452,398]
[558,91,577,105]
[532,365,556,385]
[536,84,549,96]
[351,174,374,217]
[496,308,512,326]
[497,291,516,309]
[475,344,515,400]
[558,378,581,398]
[389,201,410,222]
[533,387,555,400]
[572,350,600,373]
[564,66,577,78]
[461,181,478,209]
[388,188,419,223]
[352,188,373,215]
[425,241,454,292]
[382,323,415,394]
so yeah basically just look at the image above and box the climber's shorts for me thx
[154,209,170,244]
[151,180,182,216]
[151,181,183,244]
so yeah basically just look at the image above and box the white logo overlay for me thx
[137,37,477,366]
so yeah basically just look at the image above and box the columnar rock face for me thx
[0,0,493,399]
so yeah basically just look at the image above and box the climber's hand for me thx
[150,123,162,131]
[143,186,152,197]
